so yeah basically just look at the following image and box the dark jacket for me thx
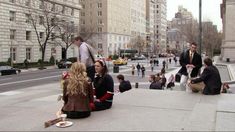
[149,81,162,90]
[191,65,222,95]
[179,50,202,77]
[119,80,132,93]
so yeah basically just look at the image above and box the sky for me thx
[167,0,223,31]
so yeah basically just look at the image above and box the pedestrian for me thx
[151,63,154,72]
[141,65,145,78]
[156,59,159,66]
[57,62,93,119]
[91,59,114,111]
[149,75,162,90]
[178,42,202,91]
[162,60,166,69]
[73,36,96,82]
[188,58,222,95]
[136,63,141,76]
[117,74,132,93]
[169,58,172,64]
[160,74,167,88]
[131,64,135,75]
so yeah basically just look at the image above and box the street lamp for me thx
[199,0,202,55]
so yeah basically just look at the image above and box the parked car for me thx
[113,58,127,65]
[131,55,147,60]
[57,60,72,69]
[0,66,21,76]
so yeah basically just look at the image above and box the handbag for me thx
[175,72,182,82]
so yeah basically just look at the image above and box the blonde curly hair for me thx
[66,62,89,96]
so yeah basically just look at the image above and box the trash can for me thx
[226,58,230,62]
[113,65,119,73]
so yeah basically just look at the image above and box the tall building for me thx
[220,0,235,62]
[146,0,155,55]
[169,6,198,50]
[153,0,167,53]
[0,0,81,63]
[79,0,131,57]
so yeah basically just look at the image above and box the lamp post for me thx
[199,0,202,55]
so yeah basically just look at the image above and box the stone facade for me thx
[0,0,81,63]
[221,0,235,62]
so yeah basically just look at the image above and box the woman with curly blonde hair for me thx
[59,62,94,119]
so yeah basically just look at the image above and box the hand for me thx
[95,99,101,102]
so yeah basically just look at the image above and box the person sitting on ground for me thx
[57,62,93,119]
[160,74,167,88]
[166,74,175,89]
[117,74,132,93]
[188,58,222,95]
[91,59,114,111]
[149,75,162,90]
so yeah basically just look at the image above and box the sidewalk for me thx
[20,66,57,72]
[0,83,235,131]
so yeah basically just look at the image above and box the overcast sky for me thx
[167,0,223,31]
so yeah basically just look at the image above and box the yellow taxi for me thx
[113,58,127,65]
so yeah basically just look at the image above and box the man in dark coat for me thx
[189,58,222,95]
[178,42,202,91]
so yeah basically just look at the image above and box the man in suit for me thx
[179,42,202,91]
[189,58,222,95]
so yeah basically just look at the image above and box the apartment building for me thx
[79,0,131,57]
[0,0,81,63]
[153,0,167,53]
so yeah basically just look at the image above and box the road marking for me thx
[0,78,13,81]
[0,75,60,86]
[0,91,23,96]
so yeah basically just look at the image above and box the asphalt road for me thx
[0,68,65,92]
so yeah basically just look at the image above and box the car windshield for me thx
[0,66,12,70]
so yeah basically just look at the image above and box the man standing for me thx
[73,36,95,82]
[178,42,202,91]
[189,58,222,95]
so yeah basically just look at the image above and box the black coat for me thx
[191,65,222,95]
[179,50,202,77]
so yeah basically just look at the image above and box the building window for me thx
[98,11,102,16]
[39,0,44,9]
[39,32,44,39]
[98,27,102,32]
[10,47,17,61]
[9,11,16,21]
[98,19,103,25]
[81,12,85,16]
[98,3,102,8]
[25,14,30,23]
[26,48,31,60]
[51,4,55,11]
[98,43,102,49]
[39,16,44,25]
[10,29,16,40]
[71,8,74,16]
[51,33,55,41]
[25,0,30,6]
[62,6,65,14]
[26,31,31,40]
[9,0,15,3]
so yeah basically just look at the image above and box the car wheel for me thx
[0,72,1,76]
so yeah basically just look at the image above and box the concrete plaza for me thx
[0,57,235,131]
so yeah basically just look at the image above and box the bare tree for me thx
[79,26,97,48]
[181,21,199,43]
[129,36,146,55]
[202,22,221,57]
[56,20,78,59]
[27,0,60,68]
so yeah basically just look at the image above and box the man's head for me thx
[203,57,213,67]
[117,74,124,83]
[190,42,197,53]
[149,75,155,82]
[73,36,84,46]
